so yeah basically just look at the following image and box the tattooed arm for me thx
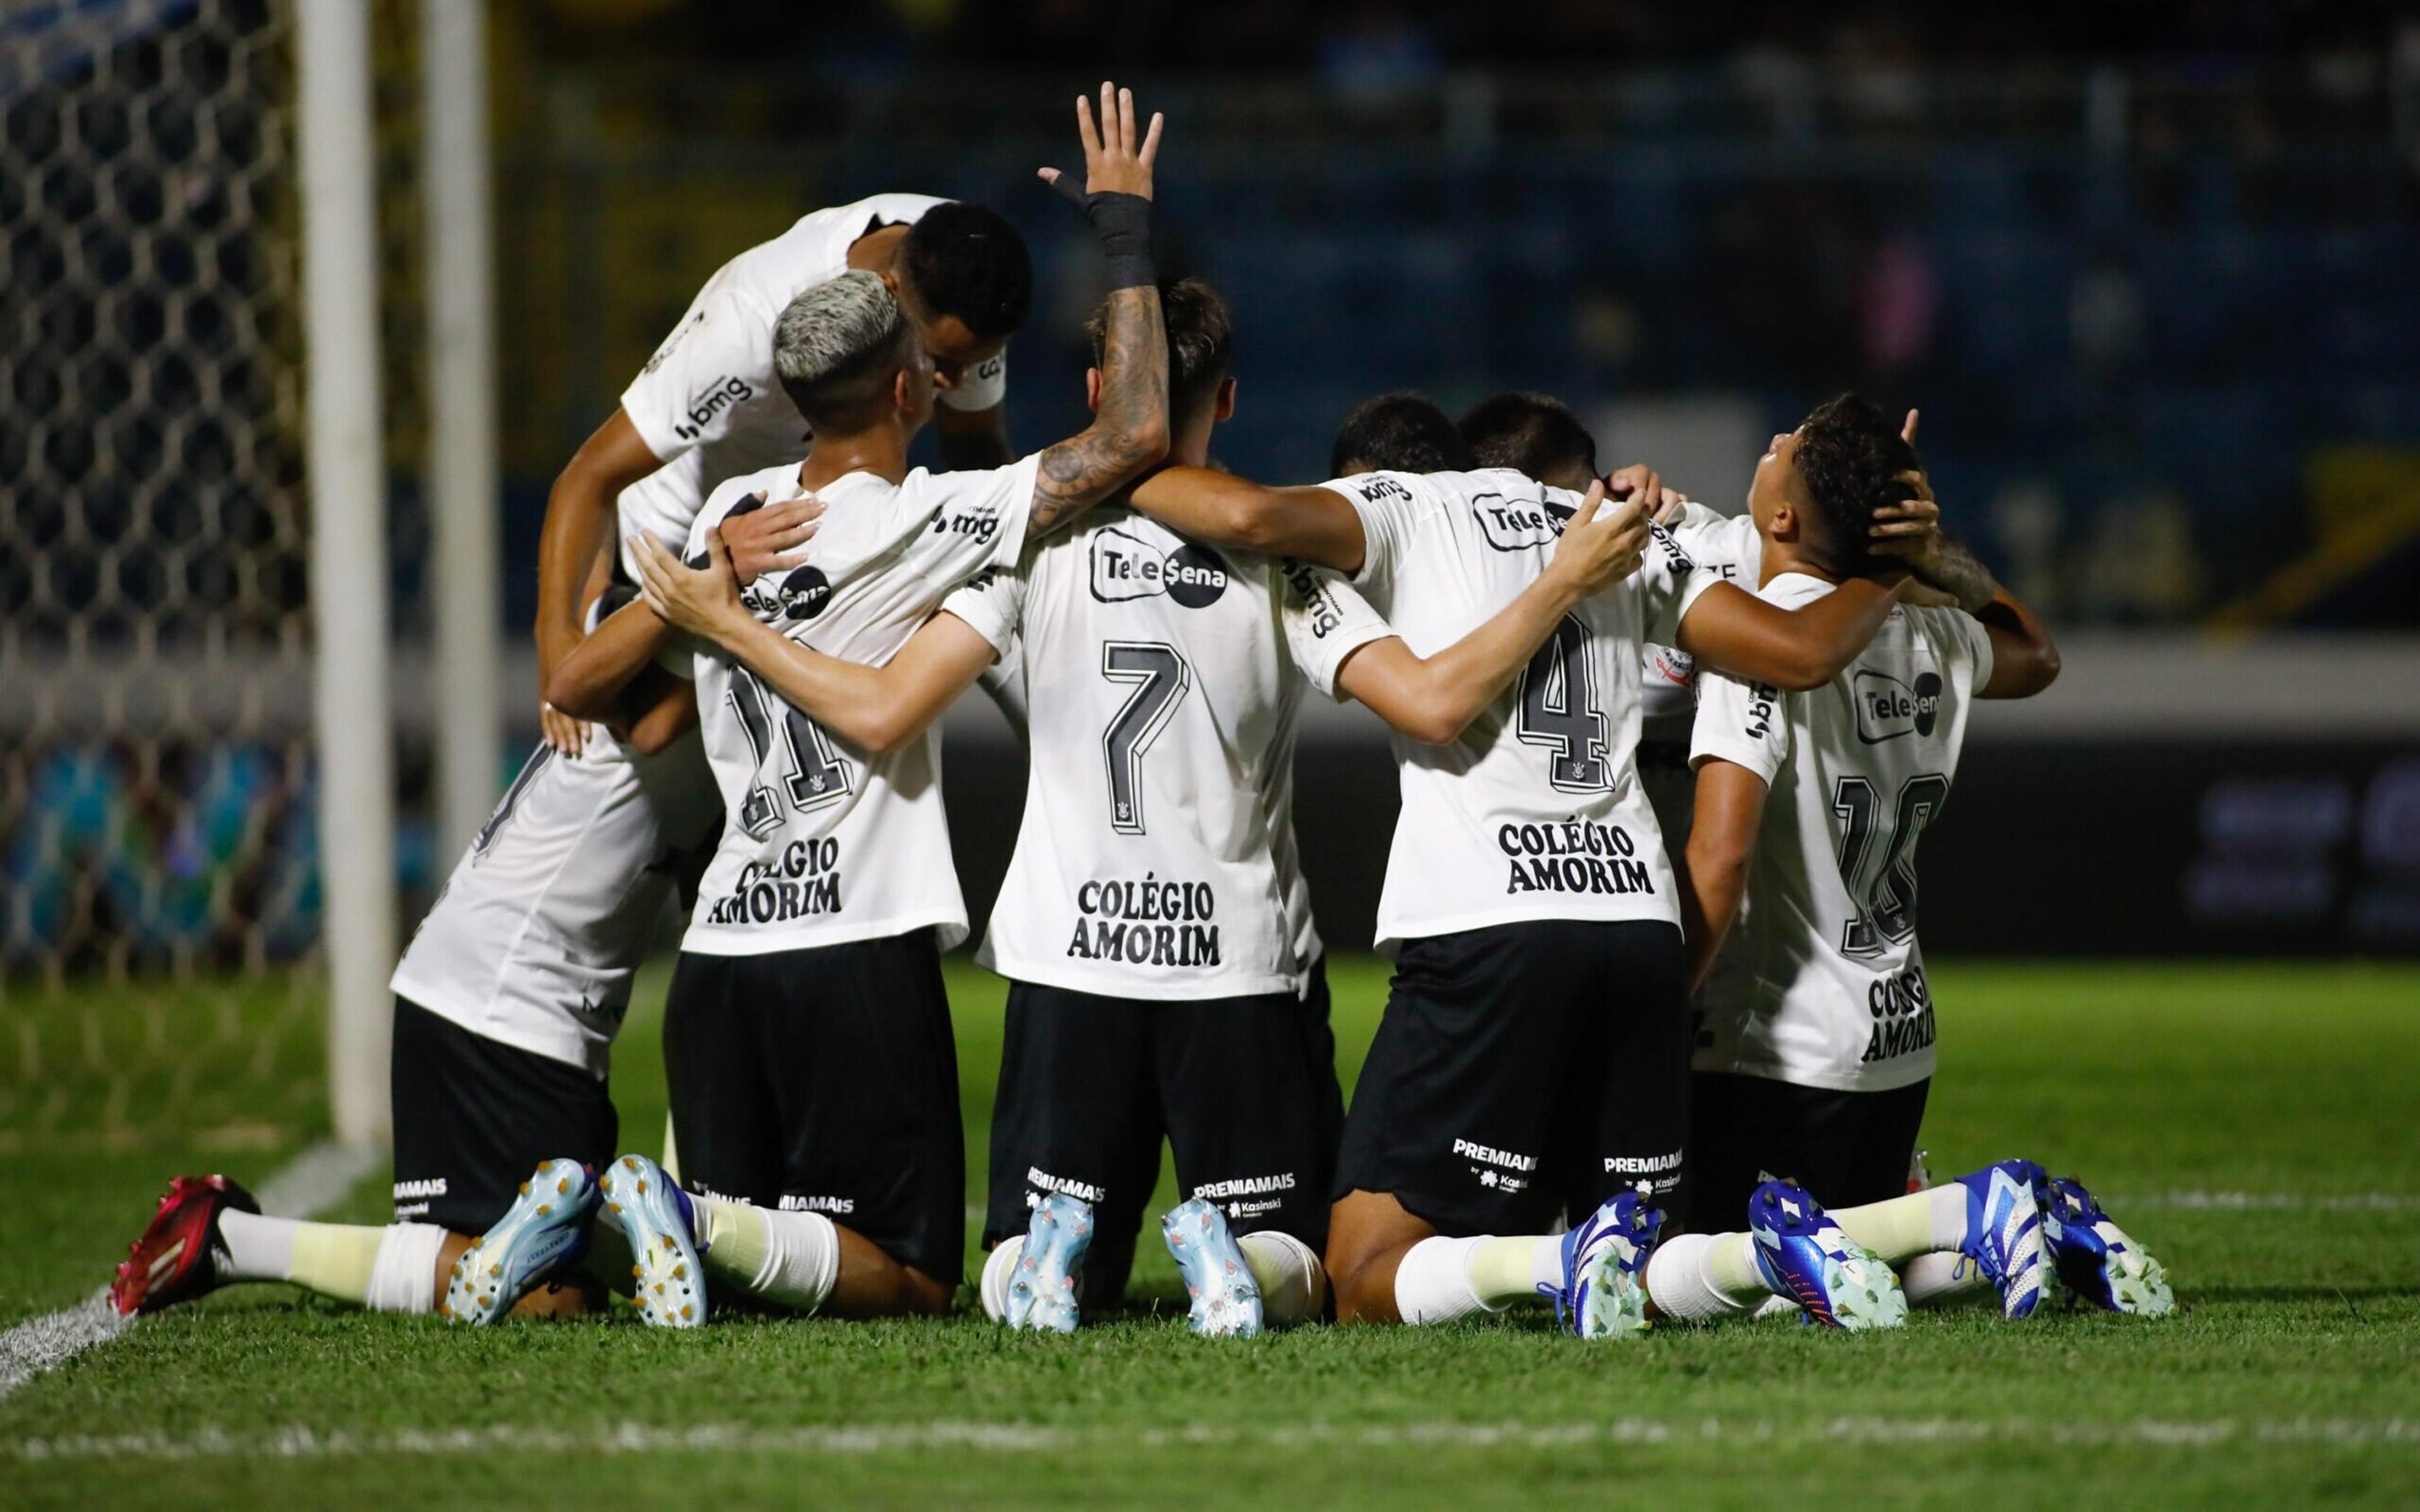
[1027,81,1170,537]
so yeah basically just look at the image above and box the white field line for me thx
[7,1416,2419,1462]
[2117,1193,2420,1211]
[0,1140,384,1403]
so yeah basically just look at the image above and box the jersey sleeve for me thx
[1642,510,1743,645]
[1923,604,1997,697]
[1277,559,1394,699]
[938,558,1029,660]
[913,452,1042,587]
[1327,471,1422,592]
[1689,668,1790,786]
[619,265,777,464]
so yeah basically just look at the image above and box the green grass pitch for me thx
[4,959,2417,1507]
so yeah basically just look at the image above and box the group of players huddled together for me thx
[114,84,2172,1342]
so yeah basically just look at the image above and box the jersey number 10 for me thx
[1831,772,1949,956]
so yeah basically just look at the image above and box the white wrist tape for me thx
[937,350,1007,411]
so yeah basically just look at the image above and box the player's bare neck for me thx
[797,430,908,493]
[846,223,911,274]
[1758,537,1841,589]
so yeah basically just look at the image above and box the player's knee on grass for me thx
[1325,1189,1436,1324]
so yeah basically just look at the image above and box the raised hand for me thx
[1869,466,1940,567]
[1039,81,1164,202]
[717,493,824,581]
[1547,478,1653,596]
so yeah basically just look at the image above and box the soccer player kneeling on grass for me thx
[1640,396,2174,1327]
[1117,392,1933,1336]
[529,83,1170,1327]
[634,279,1661,1336]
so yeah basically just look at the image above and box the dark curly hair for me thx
[1090,277,1231,420]
[1792,393,1918,576]
[1330,391,1473,477]
[1459,391,1598,489]
[899,202,1033,341]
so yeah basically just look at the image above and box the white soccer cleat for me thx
[1005,1191,1092,1333]
[597,1154,706,1329]
[441,1157,599,1326]
[1161,1198,1263,1339]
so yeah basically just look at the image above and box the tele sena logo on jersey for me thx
[1854,668,1944,743]
[1088,525,1229,608]
[1496,820,1655,897]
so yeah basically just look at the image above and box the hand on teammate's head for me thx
[1039,81,1164,202]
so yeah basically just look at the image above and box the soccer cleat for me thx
[597,1154,705,1329]
[1541,1189,1662,1339]
[110,1174,258,1316]
[1161,1199,1262,1339]
[1005,1191,1093,1333]
[2043,1175,2175,1317]
[440,1158,599,1326]
[1952,1159,2046,1320]
[1747,1179,1909,1331]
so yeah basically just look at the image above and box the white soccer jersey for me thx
[1690,573,1996,1092]
[676,454,1037,957]
[942,513,1389,999]
[1334,468,1728,951]
[614,192,954,573]
[389,729,722,1077]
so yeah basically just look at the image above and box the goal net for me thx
[0,0,326,1152]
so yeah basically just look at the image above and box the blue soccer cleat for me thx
[2043,1175,2175,1317]
[1006,1191,1093,1333]
[1747,1179,1909,1331]
[442,1158,600,1326]
[1161,1198,1263,1338]
[598,1153,706,1328]
[1542,1189,1662,1339]
[1952,1159,2046,1320]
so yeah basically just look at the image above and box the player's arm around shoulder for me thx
[1869,481,2058,700]
[1129,471,1369,573]
[1330,479,1650,743]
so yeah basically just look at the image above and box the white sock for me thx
[1463,1234,1560,1309]
[215,1209,299,1282]
[1900,1250,1987,1307]
[1642,1232,1760,1321]
[364,1222,447,1314]
[1829,1186,1969,1266]
[695,1197,839,1314]
[979,1237,1023,1324]
[1393,1235,1487,1325]
[1236,1230,1327,1326]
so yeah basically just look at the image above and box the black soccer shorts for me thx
[388,995,619,1234]
[1334,918,1691,1237]
[662,929,966,1286]
[1684,1071,1930,1234]
[982,963,1343,1263]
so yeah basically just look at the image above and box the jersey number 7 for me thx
[1100,641,1192,836]
[724,666,853,838]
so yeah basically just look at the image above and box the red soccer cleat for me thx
[109,1174,259,1316]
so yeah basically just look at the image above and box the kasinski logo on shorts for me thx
[1088,525,1230,608]
[1854,668,1944,743]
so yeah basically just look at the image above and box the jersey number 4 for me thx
[1100,641,1192,835]
[1516,616,1611,792]
[1831,772,1949,956]
[725,667,852,838]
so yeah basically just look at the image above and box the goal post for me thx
[296,0,395,1147]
